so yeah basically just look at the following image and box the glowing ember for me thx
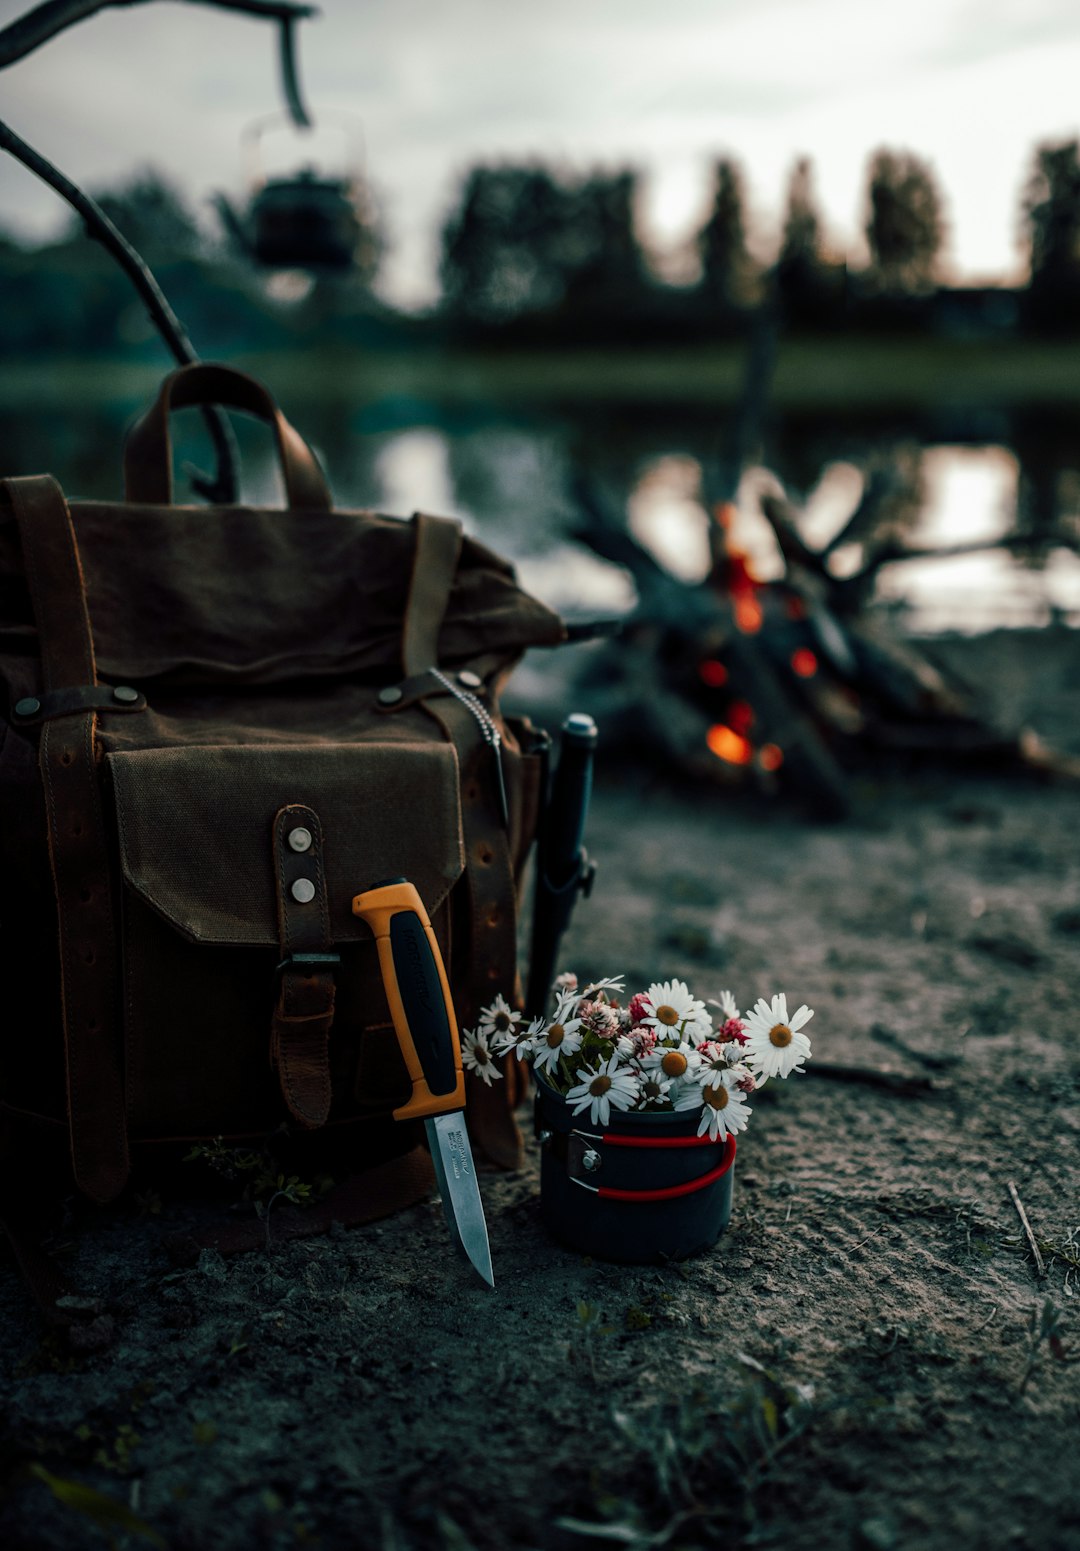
[707,725,754,766]
[734,595,763,634]
[791,648,819,678]
[728,699,754,734]
[698,659,729,688]
[759,743,784,772]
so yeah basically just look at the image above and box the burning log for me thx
[571,475,853,816]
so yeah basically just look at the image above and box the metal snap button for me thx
[582,1148,602,1173]
[378,686,404,706]
[290,878,316,904]
[112,685,140,704]
[458,671,482,689]
[14,697,41,717]
[287,826,313,853]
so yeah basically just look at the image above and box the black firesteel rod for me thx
[526,713,599,1020]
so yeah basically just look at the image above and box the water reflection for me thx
[1,383,1078,633]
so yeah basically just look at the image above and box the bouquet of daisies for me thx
[460,975,813,1142]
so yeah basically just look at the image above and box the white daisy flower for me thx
[742,993,813,1081]
[641,1040,702,1083]
[641,980,711,1041]
[496,1015,544,1062]
[698,1044,741,1089]
[460,1029,503,1086]
[478,993,520,1043]
[567,1056,641,1127]
[634,1071,673,1108]
[532,1007,585,1076]
[673,1078,705,1112]
[552,971,578,999]
[697,1072,752,1141]
[581,975,626,1000]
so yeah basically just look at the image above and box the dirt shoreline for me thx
[2,627,1079,1551]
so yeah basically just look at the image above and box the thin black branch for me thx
[185,0,317,19]
[0,115,239,501]
[276,13,311,127]
[0,0,317,69]
[0,0,324,498]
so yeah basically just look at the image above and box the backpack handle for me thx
[123,362,333,510]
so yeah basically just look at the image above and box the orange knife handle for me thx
[351,879,466,1122]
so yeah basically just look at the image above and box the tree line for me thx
[2,139,1080,357]
[438,142,1080,336]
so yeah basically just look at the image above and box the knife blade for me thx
[351,877,494,1288]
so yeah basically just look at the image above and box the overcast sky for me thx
[3,0,1080,306]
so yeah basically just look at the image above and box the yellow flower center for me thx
[704,1084,729,1110]
[655,1004,680,1026]
[660,1050,688,1077]
[769,1023,792,1048]
[589,1075,613,1096]
[494,1011,512,1031]
[546,1024,565,1048]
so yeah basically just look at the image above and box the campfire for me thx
[571,471,1079,817]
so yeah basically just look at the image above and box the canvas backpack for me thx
[0,362,566,1229]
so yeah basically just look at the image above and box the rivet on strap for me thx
[270,803,337,1129]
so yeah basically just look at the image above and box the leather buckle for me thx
[274,951,340,985]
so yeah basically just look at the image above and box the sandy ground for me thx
[2,628,1079,1551]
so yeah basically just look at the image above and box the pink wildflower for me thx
[736,1073,756,1093]
[719,1018,748,1045]
[628,993,652,1026]
[580,999,619,1035]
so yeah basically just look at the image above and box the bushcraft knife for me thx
[351,878,495,1288]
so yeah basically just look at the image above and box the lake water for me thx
[2,369,1078,635]
[372,430,1080,634]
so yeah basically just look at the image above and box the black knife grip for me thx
[389,910,457,1097]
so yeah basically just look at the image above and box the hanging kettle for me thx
[216,113,367,273]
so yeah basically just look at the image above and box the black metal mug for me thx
[535,1074,736,1264]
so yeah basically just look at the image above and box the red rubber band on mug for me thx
[590,1134,736,1202]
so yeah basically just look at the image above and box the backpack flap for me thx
[7,503,565,688]
[106,740,465,1138]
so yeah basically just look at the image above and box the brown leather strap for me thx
[5,476,129,1203]
[424,694,525,1169]
[13,684,147,724]
[271,804,336,1129]
[123,363,332,511]
[6,474,95,688]
[402,513,463,676]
